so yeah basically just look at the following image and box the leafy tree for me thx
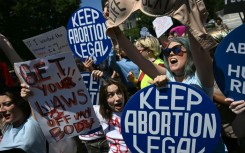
[0,0,80,63]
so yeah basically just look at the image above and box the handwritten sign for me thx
[121,83,221,153]
[23,26,71,58]
[213,24,245,100]
[67,7,112,65]
[14,52,101,143]
[81,72,102,105]
[153,16,173,38]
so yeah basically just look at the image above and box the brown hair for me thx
[99,79,128,120]
[0,86,31,133]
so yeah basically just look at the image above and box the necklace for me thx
[173,73,184,77]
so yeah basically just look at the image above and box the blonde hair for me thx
[135,36,161,57]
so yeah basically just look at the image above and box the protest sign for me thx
[67,7,112,65]
[14,52,101,143]
[23,26,71,58]
[224,0,245,14]
[153,16,173,38]
[213,24,245,138]
[81,72,102,105]
[121,83,221,153]
[213,24,245,101]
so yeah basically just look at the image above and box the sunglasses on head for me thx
[163,45,182,56]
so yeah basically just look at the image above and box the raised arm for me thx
[110,27,166,79]
[20,83,37,120]
[187,30,214,88]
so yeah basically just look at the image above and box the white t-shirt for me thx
[79,129,105,141]
[94,105,130,153]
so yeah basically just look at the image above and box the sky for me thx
[80,0,103,12]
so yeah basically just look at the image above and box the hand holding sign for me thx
[14,53,101,143]
[227,98,245,114]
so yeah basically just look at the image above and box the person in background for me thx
[21,77,131,153]
[169,25,186,37]
[0,62,46,153]
[103,3,226,151]
[215,17,229,32]
[94,78,130,153]
[127,36,164,89]
[109,47,139,96]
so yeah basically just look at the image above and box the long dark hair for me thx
[99,79,128,120]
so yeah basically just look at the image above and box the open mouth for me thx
[3,113,11,120]
[114,102,123,109]
[170,58,178,64]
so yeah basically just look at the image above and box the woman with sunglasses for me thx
[104,15,226,153]
[109,26,214,97]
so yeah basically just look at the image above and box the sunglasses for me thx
[138,47,149,53]
[163,45,183,56]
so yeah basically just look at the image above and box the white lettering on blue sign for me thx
[226,42,245,54]
[122,83,220,153]
[125,111,216,137]
[132,135,206,153]
[227,64,245,94]
[140,85,202,111]
[71,8,99,27]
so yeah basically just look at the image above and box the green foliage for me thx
[0,0,80,61]
[124,27,140,42]
[135,11,156,37]
[204,0,224,19]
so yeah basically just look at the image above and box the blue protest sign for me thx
[121,83,221,153]
[213,24,245,101]
[67,7,112,65]
[81,72,102,105]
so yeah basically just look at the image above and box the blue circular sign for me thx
[67,7,112,65]
[213,24,245,100]
[121,82,221,153]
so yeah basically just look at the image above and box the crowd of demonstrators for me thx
[103,1,229,151]
[1,2,244,153]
